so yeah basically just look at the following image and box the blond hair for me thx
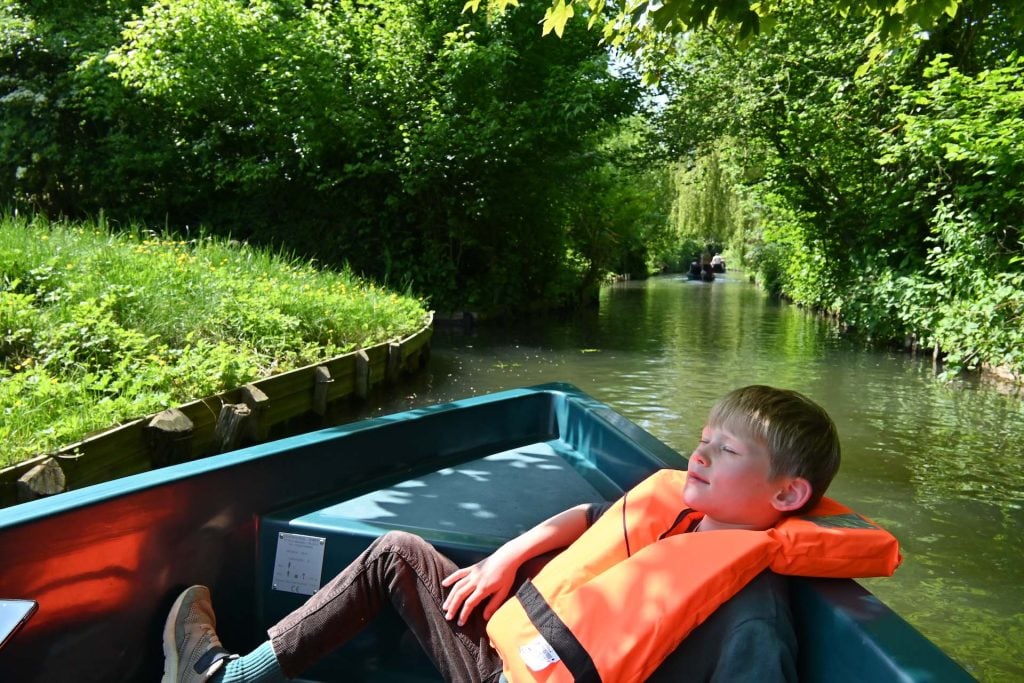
[708,385,840,513]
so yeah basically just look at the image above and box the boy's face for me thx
[683,423,790,531]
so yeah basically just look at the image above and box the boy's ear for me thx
[771,477,812,512]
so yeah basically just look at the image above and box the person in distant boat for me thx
[161,386,890,683]
[711,253,725,273]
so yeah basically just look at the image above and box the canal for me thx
[375,272,1023,681]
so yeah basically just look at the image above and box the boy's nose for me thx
[690,447,709,466]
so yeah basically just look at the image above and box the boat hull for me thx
[0,384,972,681]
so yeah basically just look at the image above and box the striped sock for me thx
[211,641,287,683]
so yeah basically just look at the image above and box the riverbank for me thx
[736,268,1024,394]
[0,215,430,467]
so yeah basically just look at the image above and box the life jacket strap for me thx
[516,580,600,682]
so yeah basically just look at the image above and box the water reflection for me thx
[374,274,1024,681]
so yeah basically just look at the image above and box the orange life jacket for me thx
[486,469,901,683]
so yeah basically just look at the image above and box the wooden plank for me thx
[16,457,66,502]
[215,403,251,453]
[369,359,386,386]
[145,408,194,468]
[355,349,371,399]
[325,370,356,402]
[0,316,436,506]
[176,397,228,460]
[59,418,149,488]
[267,387,318,424]
[313,366,332,415]
[322,355,355,402]
[242,384,270,442]
[0,454,52,494]
[255,364,316,400]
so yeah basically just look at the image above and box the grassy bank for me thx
[0,215,430,467]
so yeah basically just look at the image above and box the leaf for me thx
[641,71,660,87]
[541,0,575,38]
[462,0,482,13]
[738,9,760,39]
[650,0,688,32]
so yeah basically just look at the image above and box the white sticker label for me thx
[272,533,326,595]
[519,634,561,672]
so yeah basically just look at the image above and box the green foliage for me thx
[475,0,986,80]
[653,0,1024,378]
[559,118,675,297]
[105,0,398,191]
[0,288,37,360]
[670,144,741,248]
[0,0,144,213]
[869,53,1024,371]
[7,0,1019,381]
[0,215,429,465]
[1,0,645,317]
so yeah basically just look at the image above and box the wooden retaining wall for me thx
[0,315,433,507]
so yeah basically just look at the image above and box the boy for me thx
[163,385,841,683]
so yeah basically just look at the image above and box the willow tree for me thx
[671,146,741,253]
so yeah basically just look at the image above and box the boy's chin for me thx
[681,487,704,512]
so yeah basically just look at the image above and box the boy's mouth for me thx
[687,471,710,485]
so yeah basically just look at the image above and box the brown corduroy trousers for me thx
[267,530,505,683]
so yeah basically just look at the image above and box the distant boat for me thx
[687,261,715,281]
[0,384,972,681]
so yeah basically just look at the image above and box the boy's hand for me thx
[441,554,516,626]
[439,503,590,626]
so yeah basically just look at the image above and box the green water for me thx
[376,273,1023,681]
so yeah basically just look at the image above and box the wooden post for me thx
[242,384,270,442]
[313,366,333,415]
[355,349,370,399]
[386,342,402,384]
[215,403,252,452]
[17,457,66,502]
[146,408,194,467]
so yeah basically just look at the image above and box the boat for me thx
[686,261,715,282]
[0,384,973,681]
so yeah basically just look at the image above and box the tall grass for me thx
[0,214,430,466]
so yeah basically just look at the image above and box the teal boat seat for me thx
[258,439,615,681]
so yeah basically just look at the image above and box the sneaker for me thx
[162,585,239,683]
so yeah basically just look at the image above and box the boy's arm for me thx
[441,503,592,625]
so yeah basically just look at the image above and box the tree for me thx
[671,145,740,250]
[3,0,645,315]
[559,118,674,301]
[649,0,1024,374]
[474,0,983,81]
[0,0,147,214]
